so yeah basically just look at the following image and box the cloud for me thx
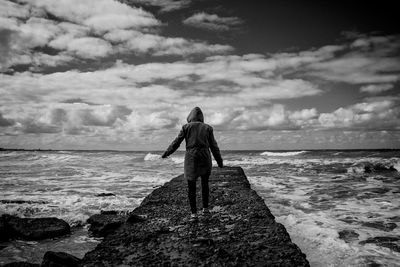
[21,121,62,134]
[19,0,161,32]
[104,30,233,56]
[208,105,319,131]
[360,84,394,94]
[3,104,133,135]
[0,112,14,127]
[318,100,400,130]
[0,56,322,112]
[306,34,400,84]
[183,12,243,31]
[126,0,192,12]
[0,0,232,71]
[60,98,99,105]
[66,37,113,58]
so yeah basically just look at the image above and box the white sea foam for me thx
[170,156,184,164]
[347,166,365,174]
[144,153,161,161]
[260,150,308,156]
[393,160,400,172]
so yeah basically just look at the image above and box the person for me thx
[162,107,223,221]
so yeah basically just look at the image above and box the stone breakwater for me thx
[82,167,309,266]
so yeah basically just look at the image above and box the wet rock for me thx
[360,236,400,252]
[362,221,397,232]
[41,251,81,267]
[1,262,40,267]
[87,211,126,237]
[338,230,359,243]
[0,215,12,241]
[126,213,146,224]
[2,215,70,240]
[95,193,115,197]
[82,167,309,266]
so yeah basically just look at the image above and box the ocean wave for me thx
[393,161,400,172]
[144,153,161,161]
[170,157,184,164]
[260,151,308,157]
[347,161,399,174]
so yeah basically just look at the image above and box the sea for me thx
[0,149,399,266]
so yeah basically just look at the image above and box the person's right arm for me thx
[162,127,185,158]
[208,127,223,167]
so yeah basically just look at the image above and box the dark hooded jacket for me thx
[162,107,223,181]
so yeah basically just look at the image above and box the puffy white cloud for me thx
[104,30,233,55]
[66,37,113,58]
[0,0,232,71]
[17,0,160,32]
[122,110,179,132]
[318,100,400,130]
[0,56,322,110]
[360,84,394,94]
[2,103,133,135]
[183,12,243,31]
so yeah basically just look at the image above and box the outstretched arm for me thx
[209,127,223,167]
[162,127,185,158]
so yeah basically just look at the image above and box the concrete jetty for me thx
[82,166,309,266]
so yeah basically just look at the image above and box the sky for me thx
[0,0,399,150]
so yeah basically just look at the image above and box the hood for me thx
[186,107,204,123]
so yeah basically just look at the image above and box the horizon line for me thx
[1,148,399,152]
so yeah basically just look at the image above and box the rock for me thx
[41,251,81,267]
[6,216,70,240]
[82,167,309,266]
[1,262,40,267]
[95,193,115,197]
[338,230,359,243]
[87,212,126,237]
[126,213,146,224]
[0,215,12,241]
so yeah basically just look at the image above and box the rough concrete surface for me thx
[82,166,309,266]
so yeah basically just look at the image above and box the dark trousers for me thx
[187,175,209,214]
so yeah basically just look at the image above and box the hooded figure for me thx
[162,107,223,219]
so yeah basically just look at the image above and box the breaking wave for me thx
[347,161,399,174]
[144,153,161,161]
[260,151,308,157]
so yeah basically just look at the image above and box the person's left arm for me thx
[162,127,185,158]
